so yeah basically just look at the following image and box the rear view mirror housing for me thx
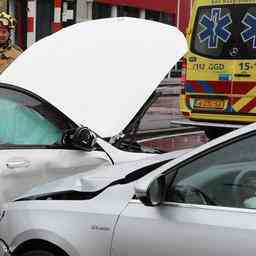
[135,176,166,206]
[62,127,97,151]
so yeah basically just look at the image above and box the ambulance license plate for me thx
[194,99,225,109]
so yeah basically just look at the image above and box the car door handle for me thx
[6,160,30,169]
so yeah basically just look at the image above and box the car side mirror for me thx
[135,176,165,206]
[63,127,97,151]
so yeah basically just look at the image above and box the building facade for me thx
[7,0,193,50]
[0,0,7,11]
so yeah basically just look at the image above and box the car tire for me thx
[20,250,56,256]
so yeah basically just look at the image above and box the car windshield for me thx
[192,4,256,59]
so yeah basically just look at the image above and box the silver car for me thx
[1,120,256,255]
[0,17,187,204]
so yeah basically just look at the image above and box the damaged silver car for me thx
[0,17,187,204]
[2,115,256,256]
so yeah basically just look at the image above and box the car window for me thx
[0,87,73,145]
[166,133,256,209]
[192,5,256,59]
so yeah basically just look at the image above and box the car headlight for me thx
[0,240,10,256]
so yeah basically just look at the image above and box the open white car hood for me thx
[1,17,187,138]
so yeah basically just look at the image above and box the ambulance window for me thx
[191,5,256,59]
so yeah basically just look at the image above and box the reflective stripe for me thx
[232,86,256,112]
[184,80,256,114]
[249,106,256,113]
[185,83,194,92]
[239,97,256,113]
[197,80,214,93]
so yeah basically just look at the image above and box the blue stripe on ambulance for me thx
[197,80,214,93]
[185,83,194,92]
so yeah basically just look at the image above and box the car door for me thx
[113,131,256,256]
[0,85,111,203]
[230,5,256,117]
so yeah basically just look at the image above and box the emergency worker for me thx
[0,12,22,73]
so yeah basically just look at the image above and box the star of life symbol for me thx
[241,12,256,48]
[198,8,232,48]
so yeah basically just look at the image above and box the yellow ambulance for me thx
[179,0,256,138]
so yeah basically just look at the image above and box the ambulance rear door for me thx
[230,3,256,118]
[186,3,234,116]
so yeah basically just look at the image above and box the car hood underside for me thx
[1,17,187,138]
